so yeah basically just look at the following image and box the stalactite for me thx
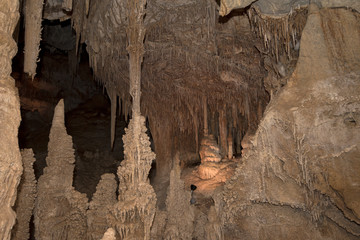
[24,0,44,79]
[203,95,208,135]
[0,1,22,239]
[227,130,233,159]
[186,101,199,154]
[219,108,227,157]
[12,149,37,240]
[110,87,117,149]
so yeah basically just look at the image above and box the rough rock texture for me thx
[218,6,360,239]
[72,0,269,178]
[12,149,37,240]
[23,0,44,79]
[44,0,72,20]
[110,115,157,240]
[0,0,22,239]
[101,228,116,240]
[107,0,157,239]
[198,135,222,180]
[87,173,117,240]
[219,0,360,17]
[34,99,89,240]
[163,155,194,240]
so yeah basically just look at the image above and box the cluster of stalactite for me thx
[248,6,308,62]
[70,0,269,176]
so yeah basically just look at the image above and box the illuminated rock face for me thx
[199,135,221,163]
[198,135,222,179]
[34,100,88,240]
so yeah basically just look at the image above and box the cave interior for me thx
[0,0,360,239]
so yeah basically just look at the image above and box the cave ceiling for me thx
[37,0,360,161]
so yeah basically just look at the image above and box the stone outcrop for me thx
[218,6,360,239]
[0,0,22,239]
[87,173,117,240]
[34,99,88,240]
[12,149,37,240]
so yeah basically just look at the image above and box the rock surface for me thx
[219,6,360,239]
[0,1,22,239]
[12,149,37,240]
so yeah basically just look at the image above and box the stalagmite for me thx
[164,154,194,240]
[12,149,37,240]
[108,0,156,239]
[87,173,117,240]
[34,99,88,240]
[0,1,23,239]
[24,0,44,79]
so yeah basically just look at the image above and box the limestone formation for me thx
[34,99,88,240]
[107,0,157,239]
[0,0,22,239]
[110,116,157,239]
[12,149,37,240]
[24,0,44,79]
[101,228,116,240]
[87,173,117,240]
[219,6,360,239]
[163,154,194,240]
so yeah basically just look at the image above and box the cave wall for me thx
[0,0,22,239]
[218,5,360,239]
